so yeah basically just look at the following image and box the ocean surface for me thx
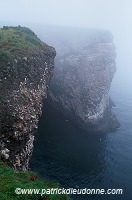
[30,69,132,200]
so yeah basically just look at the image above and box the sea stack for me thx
[47,27,120,133]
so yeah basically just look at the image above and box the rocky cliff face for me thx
[0,26,56,170]
[0,25,120,171]
[45,27,120,133]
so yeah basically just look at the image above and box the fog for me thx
[0,0,130,28]
[0,0,132,89]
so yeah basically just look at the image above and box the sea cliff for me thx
[0,26,120,173]
[0,26,56,170]
[42,26,120,132]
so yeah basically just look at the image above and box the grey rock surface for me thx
[44,27,120,133]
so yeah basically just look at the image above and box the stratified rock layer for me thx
[47,27,120,133]
[0,26,56,170]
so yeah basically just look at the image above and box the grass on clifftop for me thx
[0,26,43,67]
[0,161,72,200]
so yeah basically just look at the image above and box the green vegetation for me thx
[0,161,72,200]
[0,26,43,67]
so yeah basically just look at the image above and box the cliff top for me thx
[39,25,114,58]
[0,161,72,200]
[0,26,55,67]
[0,25,55,88]
[0,26,42,65]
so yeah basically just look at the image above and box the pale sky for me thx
[0,0,131,30]
[0,0,132,80]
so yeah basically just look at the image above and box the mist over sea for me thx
[30,59,132,200]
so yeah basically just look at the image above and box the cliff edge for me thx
[0,26,56,170]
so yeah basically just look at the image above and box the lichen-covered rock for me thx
[0,26,56,170]
[47,28,120,133]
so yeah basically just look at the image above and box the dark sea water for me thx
[30,69,132,200]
